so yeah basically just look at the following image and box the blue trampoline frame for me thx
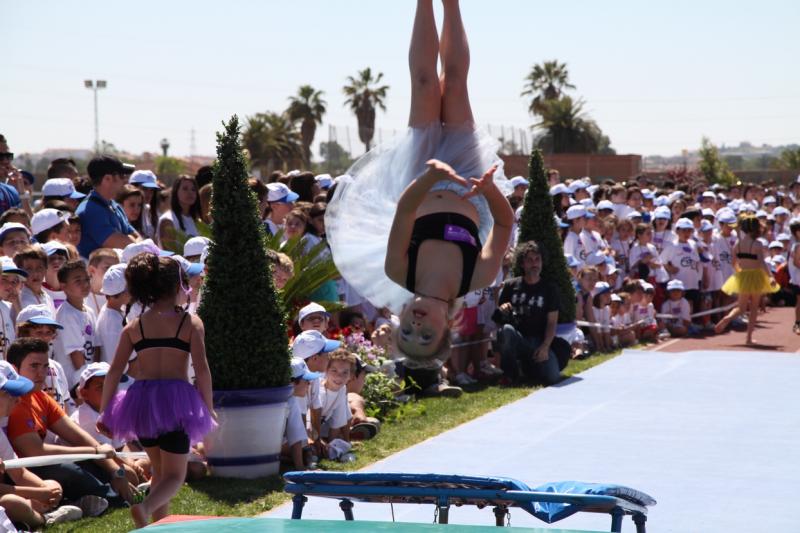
[284,472,650,532]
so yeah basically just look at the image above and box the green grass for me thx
[50,350,622,532]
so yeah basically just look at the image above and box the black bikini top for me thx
[736,240,758,261]
[405,212,482,298]
[132,312,191,353]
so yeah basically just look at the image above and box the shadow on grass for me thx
[188,474,285,505]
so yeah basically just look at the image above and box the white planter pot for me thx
[204,385,292,478]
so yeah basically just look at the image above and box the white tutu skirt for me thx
[326,121,511,314]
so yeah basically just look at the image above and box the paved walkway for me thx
[267,348,800,532]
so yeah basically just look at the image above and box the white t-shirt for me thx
[157,210,199,247]
[43,285,66,310]
[661,298,691,326]
[96,304,125,364]
[660,241,702,291]
[70,403,125,449]
[0,301,15,361]
[699,240,723,291]
[54,302,100,388]
[46,358,76,416]
[319,383,350,433]
[789,243,800,286]
[610,236,632,274]
[633,302,657,326]
[652,229,676,254]
[592,305,611,332]
[85,292,107,319]
[0,427,17,461]
[564,231,588,262]
[284,396,308,447]
[613,203,634,220]
[580,229,604,258]
[610,311,632,329]
[20,286,56,317]
[713,231,737,282]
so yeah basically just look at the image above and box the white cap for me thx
[667,279,685,291]
[777,232,792,241]
[756,209,768,218]
[701,191,716,199]
[585,252,607,266]
[654,196,671,207]
[78,362,111,390]
[773,206,790,216]
[267,183,299,203]
[297,302,329,324]
[641,189,655,200]
[763,195,776,204]
[700,219,714,232]
[16,304,62,329]
[610,293,623,303]
[566,205,586,220]
[315,174,333,189]
[0,222,31,242]
[701,208,715,218]
[674,218,694,230]
[42,178,85,199]
[510,176,529,188]
[102,263,127,296]
[626,211,642,220]
[652,206,671,220]
[41,241,68,257]
[596,200,614,211]
[129,170,161,189]
[769,240,784,249]
[290,357,323,381]
[569,180,589,193]
[716,210,737,224]
[170,255,204,277]
[31,209,68,236]
[549,183,570,196]
[121,239,172,263]
[579,198,595,208]
[640,281,655,291]
[592,281,611,296]
[184,236,211,258]
[291,330,341,360]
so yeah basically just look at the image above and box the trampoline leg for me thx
[610,507,624,533]
[493,506,508,527]
[340,499,355,521]
[633,512,647,533]
[291,494,307,519]
[437,497,450,525]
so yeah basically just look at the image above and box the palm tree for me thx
[287,85,327,166]
[343,67,389,152]
[522,60,576,117]
[242,112,303,175]
[534,96,614,154]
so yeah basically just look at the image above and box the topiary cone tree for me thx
[515,148,576,324]
[198,115,290,390]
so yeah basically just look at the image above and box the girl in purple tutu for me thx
[326,0,514,370]
[97,253,216,528]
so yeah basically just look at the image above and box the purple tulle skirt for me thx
[100,379,216,445]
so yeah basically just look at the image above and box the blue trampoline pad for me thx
[141,517,605,532]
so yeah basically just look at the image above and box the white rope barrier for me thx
[4,452,148,470]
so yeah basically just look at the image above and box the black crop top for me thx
[736,240,758,260]
[132,312,191,353]
[405,212,482,298]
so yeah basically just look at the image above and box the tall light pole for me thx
[84,80,107,153]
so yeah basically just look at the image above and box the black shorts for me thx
[684,289,701,313]
[138,430,190,454]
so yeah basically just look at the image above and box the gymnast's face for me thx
[397,297,448,358]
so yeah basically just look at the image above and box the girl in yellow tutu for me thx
[714,215,778,344]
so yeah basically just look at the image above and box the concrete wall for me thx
[501,153,643,181]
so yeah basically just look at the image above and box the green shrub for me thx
[198,116,290,390]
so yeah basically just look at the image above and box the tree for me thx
[198,115,290,390]
[522,60,576,117]
[318,140,354,175]
[698,137,737,186]
[343,67,389,152]
[534,96,614,154]
[776,147,800,170]
[242,112,303,175]
[287,85,327,166]
[515,149,576,324]
[155,156,186,183]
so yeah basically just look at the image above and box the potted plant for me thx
[199,116,292,478]
[515,149,577,340]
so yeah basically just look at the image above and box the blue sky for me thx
[3,0,798,160]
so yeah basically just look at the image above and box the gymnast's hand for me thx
[421,159,470,187]
[462,164,499,200]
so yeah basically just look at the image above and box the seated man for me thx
[6,338,136,507]
[0,360,85,528]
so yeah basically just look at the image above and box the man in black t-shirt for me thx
[493,241,561,384]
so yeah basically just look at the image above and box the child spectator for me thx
[347,357,381,440]
[85,248,119,317]
[96,264,129,365]
[591,282,613,352]
[291,330,341,456]
[651,207,674,254]
[576,266,601,352]
[297,302,330,334]
[15,245,56,316]
[789,219,800,334]
[267,251,294,290]
[610,218,635,276]
[0,223,31,259]
[610,293,637,347]
[42,241,69,309]
[54,260,100,388]
[0,257,25,359]
[31,209,70,245]
[637,283,659,342]
[563,205,588,262]
[283,358,321,470]
[0,360,85,528]
[661,218,702,314]
[16,304,74,415]
[320,348,356,443]
[183,236,211,263]
[698,220,723,327]
[660,280,692,337]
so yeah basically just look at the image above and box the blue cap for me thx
[186,262,204,277]
[0,361,34,397]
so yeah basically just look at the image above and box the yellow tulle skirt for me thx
[721,268,779,296]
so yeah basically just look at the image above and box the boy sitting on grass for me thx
[319,349,356,446]
[660,279,692,338]
[283,357,322,470]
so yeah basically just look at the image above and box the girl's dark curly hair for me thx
[126,252,184,308]
[738,214,762,240]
